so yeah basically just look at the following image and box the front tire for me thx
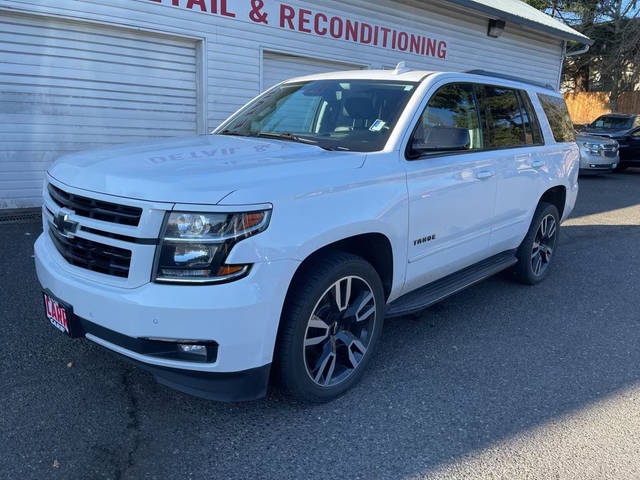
[274,252,385,402]
[513,202,560,285]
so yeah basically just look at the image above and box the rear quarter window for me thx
[537,94,575,143]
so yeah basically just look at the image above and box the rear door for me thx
[480,86,547,253]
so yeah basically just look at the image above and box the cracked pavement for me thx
[2,170,640,479]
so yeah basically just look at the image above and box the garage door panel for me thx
[4,141,120,151]
[1,34,197,66]
[2,131,193,142]
[1,157,71,169]
[0,178,45,190]
[0,76,196,98]
[0,62,197,88]
[0,84,197,106]
[2,113,196,131]
[2,18,197,54]
[0,101,197,120]
[1,93,197,114]
[262,51,366,91]
[0,14,199,209]
[0,123,190,137]
[0,44,197,73]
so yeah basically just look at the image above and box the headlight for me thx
[581,142,602,155]
[153,210,271,284]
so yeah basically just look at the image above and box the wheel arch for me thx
[286,232,395,303]
[539,185,567,219]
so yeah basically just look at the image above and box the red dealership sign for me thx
[148,0,448,60]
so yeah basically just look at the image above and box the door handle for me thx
[531,160,544,168]
[476,170,495,180]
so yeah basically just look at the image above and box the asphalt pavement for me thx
[2,170,640,480]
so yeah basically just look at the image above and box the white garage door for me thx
[262,51,366,91]
[0,14,200,209]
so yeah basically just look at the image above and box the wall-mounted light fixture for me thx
[487,19,506,38]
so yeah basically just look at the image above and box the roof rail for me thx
[464,70,556,91]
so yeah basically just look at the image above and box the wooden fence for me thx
[564,91,640,125]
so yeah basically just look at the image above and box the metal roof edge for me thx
[441,0,594,45]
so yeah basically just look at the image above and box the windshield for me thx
[590,115,633,130]
[217,80,418,152]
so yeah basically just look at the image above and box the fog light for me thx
[178,344,207,356]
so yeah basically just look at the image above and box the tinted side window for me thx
[537,94,575,143]
[519,91,544,145]
[409,83,482,157]
[478,86,525,148]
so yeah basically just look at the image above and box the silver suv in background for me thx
[576,133,619,174]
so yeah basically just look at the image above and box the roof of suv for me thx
[284,69,559,94]
[286,69,436,83]
[597,113,638,118]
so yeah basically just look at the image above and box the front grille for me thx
[47,183,142,226]
[602,145,618,157]
[49,224,132,278]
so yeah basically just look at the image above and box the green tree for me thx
[525,0,640,109]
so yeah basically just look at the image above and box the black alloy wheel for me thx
[530,214,557,277]
[303,275,376,387]
[513,202,560,285]
[275,252,385,402]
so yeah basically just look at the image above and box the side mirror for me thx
[409,126,471,158]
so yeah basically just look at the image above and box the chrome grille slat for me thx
[49,222,132,278]
[47,183,142,226]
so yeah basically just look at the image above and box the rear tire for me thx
[274,252,385,403]
[512,202,560,285]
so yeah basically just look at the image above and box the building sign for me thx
[148,0,448,60]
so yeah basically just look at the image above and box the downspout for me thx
[563,42,591,92]
[555,40,566,91]
[555,41,591,91]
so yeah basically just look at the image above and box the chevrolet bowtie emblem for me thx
[53,211,78,238]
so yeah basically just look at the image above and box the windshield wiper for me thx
[219,130,345,151]
[218,129,251,137]
[256,131,316,143]
[256,132,345,151]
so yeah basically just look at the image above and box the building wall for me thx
[0,0,564,208]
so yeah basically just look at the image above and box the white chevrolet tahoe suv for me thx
[35,68,579,402]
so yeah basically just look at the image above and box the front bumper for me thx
[35,232,299,400]
[579,152,618,173]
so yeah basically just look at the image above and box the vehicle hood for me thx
[580,128,629,138]
[48,135,366,204]
[575,134,618,145]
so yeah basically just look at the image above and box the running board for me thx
[385,250,518,318]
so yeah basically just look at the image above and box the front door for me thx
[403,82,497,293]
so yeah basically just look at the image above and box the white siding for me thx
[0,0,565,208]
